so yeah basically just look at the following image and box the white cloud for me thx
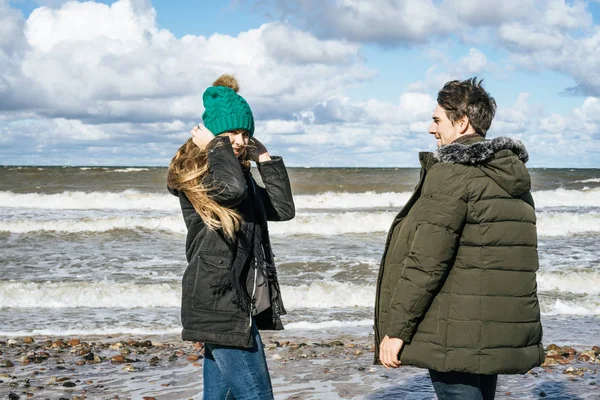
[539,114,568,134]
[257,0,591,45]
[492,93,538,135]
[406,65,453,93]
[407,48,490,93]
[261,23,360,64]
[1,0,374,126]
[258,0,600,96]
[498,23,566,53]
[259,92,600,167]
[2,0,600,167]
[485,93,600,166]
[398,92,436,120]
[543,0,591,30]
[2,88,599,167]
[574,97,600,124]
[0,0,27,55]
[25,0,156,52]
[445,0,536,25]
[323,0,453,43]
[460,48,488,75]
[252,0,455,44]
[498,24,600,94]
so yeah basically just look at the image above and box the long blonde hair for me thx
[167,138,243,240]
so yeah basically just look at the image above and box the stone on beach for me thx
[109,342,123,350]
[111,355,127,363]
[564,366,587,377]
[542,357,559,367]
[193,342,204,350]
[562,347,577,357]
[577,350,597,362]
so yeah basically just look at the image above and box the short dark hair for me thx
[437,77,497,137]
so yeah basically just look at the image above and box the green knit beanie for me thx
[202,86,255,137]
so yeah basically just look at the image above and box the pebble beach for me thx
[1,333,599,399]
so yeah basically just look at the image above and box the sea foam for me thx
[2,211,599,238]
[2,278,599,315]
[1,188,599,211]
[0,281,375,309]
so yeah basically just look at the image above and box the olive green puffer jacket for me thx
[374,134,544,374]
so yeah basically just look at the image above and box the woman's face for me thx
[223,130,250,159]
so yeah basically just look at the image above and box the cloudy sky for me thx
[1,0,600,167]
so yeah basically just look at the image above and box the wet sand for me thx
[1,333,599,399]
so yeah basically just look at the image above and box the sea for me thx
[1,166,599,347]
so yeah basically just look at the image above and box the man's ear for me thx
[458,115,470,134]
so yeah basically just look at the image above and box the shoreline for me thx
[1,333,599,400]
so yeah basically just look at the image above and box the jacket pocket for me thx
[189,251,237,312]
[199,252,229,269]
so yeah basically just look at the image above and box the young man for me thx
[374,78,544,400]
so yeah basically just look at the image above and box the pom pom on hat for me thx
[213,74,240,93]
[202,74,254,137]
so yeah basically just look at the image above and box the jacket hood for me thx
[434,136,531,196]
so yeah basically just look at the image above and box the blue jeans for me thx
[203,321,273,400]
[429,370,497,400]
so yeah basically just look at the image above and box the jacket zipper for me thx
[249,266,257,329]
[374,165,428,351]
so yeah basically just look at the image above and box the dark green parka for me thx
[374,135,544,374]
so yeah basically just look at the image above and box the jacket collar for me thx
[418,152,436,170]
[418,135,485,170]
[433,136,529,165]
[453,133,484,146]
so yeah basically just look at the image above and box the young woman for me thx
[167,74,295,399]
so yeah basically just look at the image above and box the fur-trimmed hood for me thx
[434,136,529,165]
[434,136,532,197]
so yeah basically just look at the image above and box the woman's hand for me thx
[191,124,215,149]
[248,137,272,163]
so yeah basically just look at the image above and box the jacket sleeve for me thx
[255,156,295,221]
[204,136,248,208]
[384,171,467,343]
